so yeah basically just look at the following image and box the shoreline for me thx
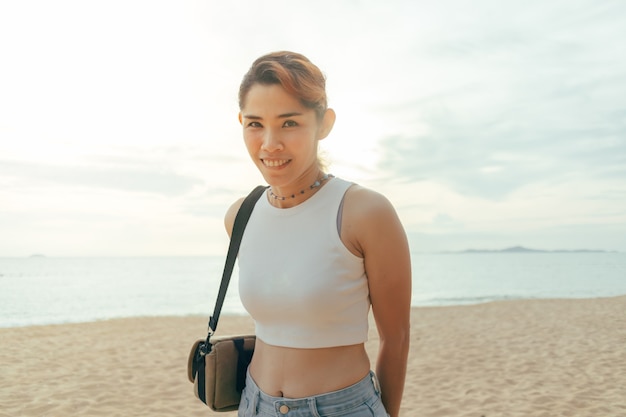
[1,296,625,416]
[5,293,626,330]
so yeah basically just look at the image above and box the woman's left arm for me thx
[347,187,412,417]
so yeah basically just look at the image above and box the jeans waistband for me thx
[244,370,381,416]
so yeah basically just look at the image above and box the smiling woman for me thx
[222,51,411,417]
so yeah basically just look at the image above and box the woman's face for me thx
[239,83,333,188]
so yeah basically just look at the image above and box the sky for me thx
[1,0,625,257]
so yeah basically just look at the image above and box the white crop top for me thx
[238,177,370,349]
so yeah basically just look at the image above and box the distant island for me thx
[444,246,614,254]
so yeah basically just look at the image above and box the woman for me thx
[226,51,411,417]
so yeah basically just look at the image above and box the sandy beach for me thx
[1,296,625,417]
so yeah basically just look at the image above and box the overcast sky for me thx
[1,0,625,256]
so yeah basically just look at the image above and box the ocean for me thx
[1,253,625,328]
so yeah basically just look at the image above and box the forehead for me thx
[242,84,312,117]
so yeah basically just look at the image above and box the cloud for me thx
[374,1,626,201]
[1,0,625,255]
[1,158,203,196]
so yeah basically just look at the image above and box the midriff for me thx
[248,339,371,398]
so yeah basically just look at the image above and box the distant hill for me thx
[448,246,612,254]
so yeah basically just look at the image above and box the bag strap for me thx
[207,185,267,335]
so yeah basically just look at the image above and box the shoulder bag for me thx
[187,185,266,412]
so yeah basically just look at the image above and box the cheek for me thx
[243,131,261,148]
[284,130,317,149]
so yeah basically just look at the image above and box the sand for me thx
[1,296,625,417]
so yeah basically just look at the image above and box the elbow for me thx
[379,325,410,353]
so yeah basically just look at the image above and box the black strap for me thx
[194,346,207,404]
[207,185,267,335]
[233,338,252,392]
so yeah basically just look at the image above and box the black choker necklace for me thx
[269,173,334,201]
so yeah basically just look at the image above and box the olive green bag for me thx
[187,186,266,412]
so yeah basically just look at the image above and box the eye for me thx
[283,120,298,127]
[247,121,262,128]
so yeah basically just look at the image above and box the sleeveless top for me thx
[238,177,370,348]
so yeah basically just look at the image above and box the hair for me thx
[238,51,328,120]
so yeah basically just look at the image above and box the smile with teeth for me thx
[263,159,290,167]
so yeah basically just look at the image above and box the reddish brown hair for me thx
[238,51,328,119]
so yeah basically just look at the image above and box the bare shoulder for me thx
[224,197,246,237]
[343,184,399,222]
[341,184,406,257]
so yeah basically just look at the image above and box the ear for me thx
[238,112,243,125]
[318,108,336,140]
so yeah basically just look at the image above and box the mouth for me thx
[262,159,291,168]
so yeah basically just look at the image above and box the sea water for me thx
[1,253,625,327]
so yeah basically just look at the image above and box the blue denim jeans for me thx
[238,370,389,417]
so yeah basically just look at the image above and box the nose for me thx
[261,129,283,152]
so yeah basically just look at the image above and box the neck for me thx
[268,172,333,208]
